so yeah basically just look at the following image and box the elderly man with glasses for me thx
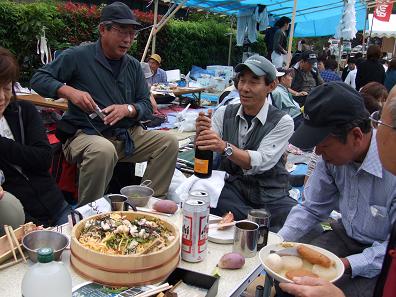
[277,82,396,297]
[277,88,396,297]
[31,2,178,206]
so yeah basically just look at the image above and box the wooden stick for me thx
[139,238,162,255]
[3,225,17,262]
[135,283,172,297]
[0,257,24,270]
[8,226,27,263]
[286,0,298,68]
[169,280,183,293]
[136,207,172,217]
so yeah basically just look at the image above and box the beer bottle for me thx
[194,112,213,178]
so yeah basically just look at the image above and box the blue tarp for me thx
[169,0,368,37]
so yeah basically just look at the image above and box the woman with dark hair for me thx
[384,58,396,92]
[0,47,70,228]
[271,16,291,68]
[355,45,385,91]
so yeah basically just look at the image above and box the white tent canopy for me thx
[368,14,396,38]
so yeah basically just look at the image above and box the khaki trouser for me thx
[0,192,25,236]
[63,126,178,207]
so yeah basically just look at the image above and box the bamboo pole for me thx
[227,17,233,66]
[141,0,187,62]
[141,26,156,63]
[286,0,298,68]
[362,6,368,53]
[156,0,188,32]
[152,0,159,54]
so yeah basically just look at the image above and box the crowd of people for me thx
[0,2,396,296]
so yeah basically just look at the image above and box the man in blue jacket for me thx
[31,2,178,206]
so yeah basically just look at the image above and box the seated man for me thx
[195,55,296,230]
[31,2,178,206]
[271,68,303,130]
[146,54,167,86]
[278,82,396,297]
[291,50,323,106]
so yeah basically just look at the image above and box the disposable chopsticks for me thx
[4,225,17,262]
[8,226,27,262]
[135,283,173,297]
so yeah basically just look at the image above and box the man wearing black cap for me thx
[278,82,396,297]
[291,50,323,106]
[31,2,178,206]
[195,55,296,230]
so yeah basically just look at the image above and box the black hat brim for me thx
[112,19,142,26]
[290,122,333,150]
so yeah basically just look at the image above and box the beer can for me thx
[181,199,209,262]
[189,190,209,208]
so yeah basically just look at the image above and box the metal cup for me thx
[247,209,271,250]
[106,194,137,211]
[233,221,265,258]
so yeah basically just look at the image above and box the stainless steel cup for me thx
[247,209,271,250]
[232,221,264,258]
[106,194,137,211]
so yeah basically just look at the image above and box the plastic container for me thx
[21,247,72,297]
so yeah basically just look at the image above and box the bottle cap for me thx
[37,247,54,263]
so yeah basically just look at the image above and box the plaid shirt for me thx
[320,70,342,82]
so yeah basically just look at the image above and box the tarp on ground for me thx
[166,0,368,37]
[368,14,396,38]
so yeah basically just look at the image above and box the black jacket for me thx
[1,100,67,225]
[355,59,385,91]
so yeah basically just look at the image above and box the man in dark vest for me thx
[195,55,296,231]
[291,50,323,106]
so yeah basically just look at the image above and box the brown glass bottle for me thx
[194,147,213,178]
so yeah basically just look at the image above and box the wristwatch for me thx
[127,104,134,116]
[224,142,233,157]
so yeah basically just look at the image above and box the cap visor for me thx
[307,59,317,64]
[290,123,333,150]
[235,63,265,76]
[113,19,142,26]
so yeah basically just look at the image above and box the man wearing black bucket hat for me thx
[278,81,396,297]
[31,2,178,206]
[195,55,296,230]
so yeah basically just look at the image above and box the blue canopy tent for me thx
[142,0,369,62]
[165,0,368,37]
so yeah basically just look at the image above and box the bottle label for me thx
[194,158,209,174]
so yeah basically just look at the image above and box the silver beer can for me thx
[181,199,209,262]
[189,190,210,208]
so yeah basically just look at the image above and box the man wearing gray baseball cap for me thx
[195,55,295,230]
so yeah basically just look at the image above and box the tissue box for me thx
[165,268,219,297]
[207,65,234,83]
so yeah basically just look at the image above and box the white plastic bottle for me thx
[22,247,72,297]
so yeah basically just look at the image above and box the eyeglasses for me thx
[370,110,396,130]
[111,26,137,39]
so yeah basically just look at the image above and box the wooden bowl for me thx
[70,211,180,287]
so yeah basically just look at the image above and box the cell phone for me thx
[89,105,106,121]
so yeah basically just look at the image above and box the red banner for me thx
[374,0,394,22]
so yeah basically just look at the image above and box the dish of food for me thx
[78,213,175,255]
[259,242,344,283]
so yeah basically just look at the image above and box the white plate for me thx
[207,215,284,245]
[259,242,345,283]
